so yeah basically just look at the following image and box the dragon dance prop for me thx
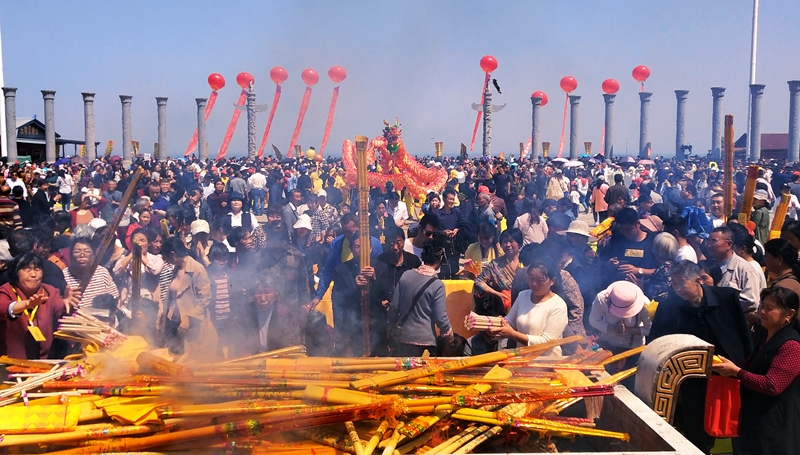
[342,120,448,199]
[184,73,224,157]
[0,334,645,453]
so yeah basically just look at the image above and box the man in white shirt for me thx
[7,172,27,199]
[663,215,698,263]
[387,192,408,227]
[708,193,726,228]
[247,169,268,216]
[404,214,439,261]
[706,226,765,325]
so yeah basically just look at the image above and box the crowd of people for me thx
[0,151,799,452]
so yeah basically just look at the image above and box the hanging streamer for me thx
[557,93,568,158]
[215,89,247,160]
[184,91,219,157]
[287,86,313,158]
[319,86,339,156]
[600,123,605,155]
[522,137,531,160]
[469,73,491,151]
[257,86,282,158]
[287,68,319,158]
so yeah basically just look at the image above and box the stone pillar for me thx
[2,87,16,163]
[246,87,256,158]
[196,98,208,161]
[482,81,492,157]
[568,95,580,159]
[638,92,653,159]
[788,81,800,162]
[156,97,168,159]
[81,93,96,159]
[42,90,56,162]
[711,87,725,161]
[675,90,689,160]
[603,94,616,159]
[748,84,765,162]
[120,95,133,166]
[530,95,542,159]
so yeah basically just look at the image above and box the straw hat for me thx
[558,220,597,241]
[604,281,648,319]
[754,189,769,201]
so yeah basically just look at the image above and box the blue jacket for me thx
[315,235,383,300]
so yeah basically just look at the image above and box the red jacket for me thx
[0,283,65,359]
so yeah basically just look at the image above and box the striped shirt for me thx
[0,197,22,230]
[63,266,119,312]
[212,274,231,321]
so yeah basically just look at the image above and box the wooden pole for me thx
[355,136,371,357]
[723,115,734,220]
[79,167,144,293]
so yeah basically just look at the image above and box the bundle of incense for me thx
[296,427,356,453]
[156,400,306,418]
[451,384,614,407]
[56,310,126,347]
[0,365,79,400]
[464,312,507,331]
[380,422,404,455]
[221,345,306,363]
[425,424,491,454]
[452,425,504,454]
[738,164,760,225]
[137,352,194,378]
[0,422,165,448]
[362,419,389,455]
[770,193,791,240]
[344,421,365,455]
[350,335,582,391]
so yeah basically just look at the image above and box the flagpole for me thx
[745,0,759,160]
[0,20,7,158]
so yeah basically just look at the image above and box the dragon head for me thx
[382,118,402,153]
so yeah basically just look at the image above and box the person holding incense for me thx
[473,228,524,319]
[0,252,66,359]
[388,238,453,357]
[62,237,119,319]
[463,221,502,277]
[486,261,568,356]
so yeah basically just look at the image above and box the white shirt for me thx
[507,291,568,356]
[787,194,800,220]
[7,178,26,198]
[229,211,259,231]
[388,202,409,226]
[247,172,267,190]
[676,244,698,263]
[403,238,423,260]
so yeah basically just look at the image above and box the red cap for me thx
[478,185,490,194]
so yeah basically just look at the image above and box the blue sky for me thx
[1,0,799,159]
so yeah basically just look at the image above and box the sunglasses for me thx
[424,230,437,238]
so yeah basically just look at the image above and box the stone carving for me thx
[472,79,505,157]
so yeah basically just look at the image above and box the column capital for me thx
[749,84,766,95]
[196,98,208,105]
[675,90,689,100]
[639,92,653,102]
[568,94,581,104]
[711,87,726,98]
[2,87,17,96]
[81,92,95,101]
[119,95,133,103]
[603,93,616,103]
[789,81,800,92]
[41,90,56,100]
[530,96,543,107]
[155,96,168,105]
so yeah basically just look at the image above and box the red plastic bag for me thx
[704,374,741,437]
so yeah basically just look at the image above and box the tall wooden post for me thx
[723,115,734,220]
[355,136,371,356]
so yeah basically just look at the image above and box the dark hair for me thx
[418,214,441,231]
[760,287,800,330]
[384,225,405,242]
[476,221,497,240]
[615,207,640,226]
[70,237,95,256]
[764,238,799,277]
[161,237,190,259]
[442,188,457,200]
[265,206,283,218]
[711,226,734,243]
[650,203,670,221]
[207,241,230,263]
[8,253,43,287]
[728,222,758,260]
[663,215,689,239]
[53,211,72,232]
[6,230,34,258]
[340,213,359,228]
[521,197,540,224]
[227,226,249,248]
[498,228,523,247]
[30,227,54,253]
[697,259,723,285]
[421,238,446,265]
[526,261,558,290]
[669,259,702,281]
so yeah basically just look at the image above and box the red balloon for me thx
[480,55,498,73]
[531,91,548,107]
[328,66,347,84]
[207,73,225,91]
[560,76,578,93]
[301,68,319,86]
[602,78,620,94]
[270,66,288,85]
[236,72,254,89]
[632,65,651,83]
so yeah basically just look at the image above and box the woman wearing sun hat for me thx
[589,281,652,370]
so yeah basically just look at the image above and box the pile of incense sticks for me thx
[0,337,649,454]
[464,312,507,331]
[55,309,126,348]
